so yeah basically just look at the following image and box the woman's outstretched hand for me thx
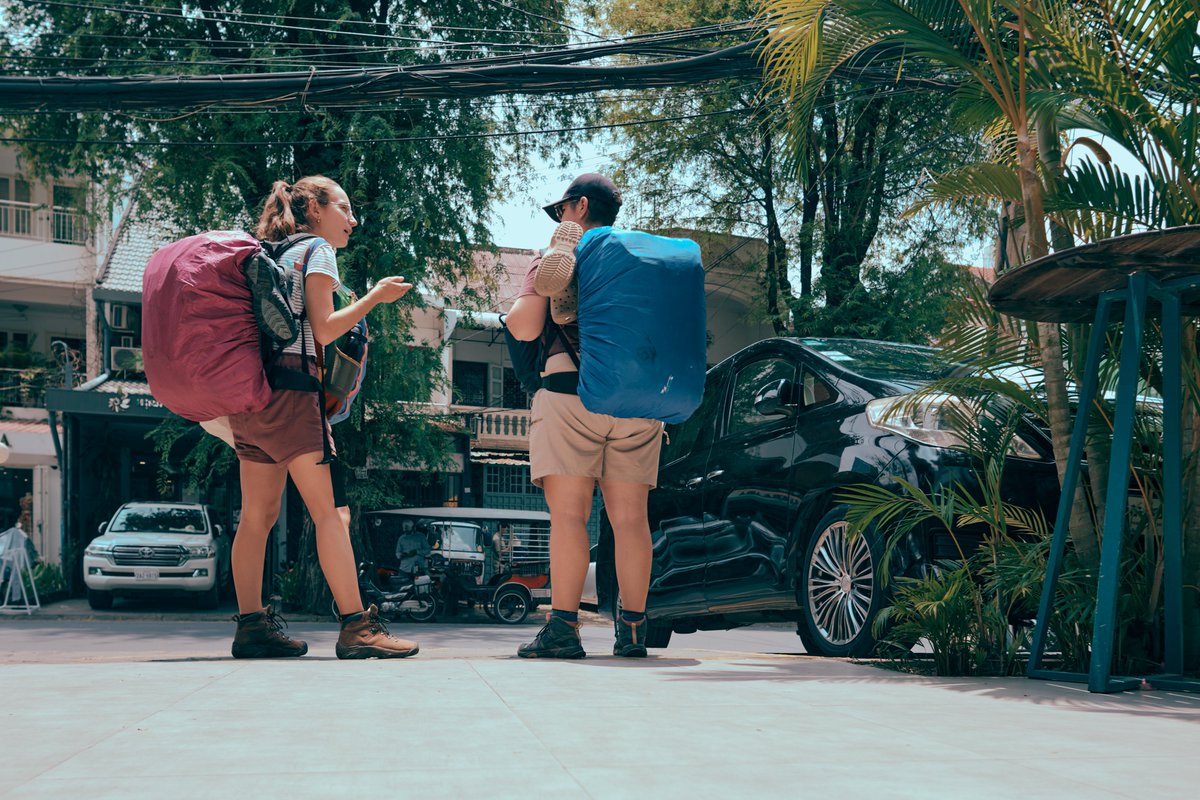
[367,276,414,305]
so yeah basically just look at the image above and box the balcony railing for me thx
[0,199,89,245]
[465,408,531,448]
[0,366,87,408]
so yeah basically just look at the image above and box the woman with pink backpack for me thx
[227,175,420,661]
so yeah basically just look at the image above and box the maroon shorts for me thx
[228,355,334,465]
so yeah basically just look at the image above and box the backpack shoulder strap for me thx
[259,232,320,262]
[294,237,329,275]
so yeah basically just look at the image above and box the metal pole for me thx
[1160,287,1183,674]
[1027,296,1111,678]
[1088,273,1148,693]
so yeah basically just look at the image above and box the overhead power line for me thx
[0,108,743,148]
[0,23,763,112]
[22,0,581,45]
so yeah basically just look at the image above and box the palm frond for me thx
[907,162,1022,216]
[936,273,1034,367]
[1046,159,1171,238]
[1028,1,1185,162]
[758,0,1023,166]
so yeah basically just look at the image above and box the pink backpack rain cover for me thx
[142,231,270,422]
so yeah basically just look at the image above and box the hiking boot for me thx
[517,616,586,659]
[244,252,298,345]
[231,605,308,659]
[335,604,420,659]
[534,221,584,297]
[614,616,648,658]
[550,280,578,325]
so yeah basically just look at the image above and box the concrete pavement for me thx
[1,607,1198,799]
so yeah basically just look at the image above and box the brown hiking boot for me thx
[534,221,583,297]
[335,604,420,659]
[231,605,308,659]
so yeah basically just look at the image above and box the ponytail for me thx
[255,175,340,241]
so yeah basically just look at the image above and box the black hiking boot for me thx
[231,605,308,659]
[517,616,586,659]
[614,616,648,658]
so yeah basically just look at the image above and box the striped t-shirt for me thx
[276,239,341,358]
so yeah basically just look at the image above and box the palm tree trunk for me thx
[1017,127,1101,569]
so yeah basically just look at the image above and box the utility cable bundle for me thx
[0,22,763,112]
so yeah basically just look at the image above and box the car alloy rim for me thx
[807,520,874,646]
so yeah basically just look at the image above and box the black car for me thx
[596,337,1059,657]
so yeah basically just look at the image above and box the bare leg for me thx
[542,474,596,613]
[288,453,363,616]
[232,460,288,615]
[599,479,652,613]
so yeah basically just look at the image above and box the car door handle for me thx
[685,477,705,490]
[705,470,725,481]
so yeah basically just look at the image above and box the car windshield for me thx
[435,523,481,552]
[109,506,207,534]
[799,338,958,383]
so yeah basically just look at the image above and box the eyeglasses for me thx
[549,198,578,222]
[331,201,356,219]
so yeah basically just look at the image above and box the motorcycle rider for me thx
[395,520,432,585]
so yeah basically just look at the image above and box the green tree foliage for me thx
[1,0,579,608]
[594,0,982,343]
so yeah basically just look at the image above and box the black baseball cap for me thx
[542,173,623,222]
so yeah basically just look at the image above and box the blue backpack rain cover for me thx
[574,228,706,424]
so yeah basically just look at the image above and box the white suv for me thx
[83,502,230,610]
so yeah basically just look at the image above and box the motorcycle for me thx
[331,560,439,622]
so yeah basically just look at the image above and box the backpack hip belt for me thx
[541,372,578,395]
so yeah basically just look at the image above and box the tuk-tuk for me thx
[365,507,552,622]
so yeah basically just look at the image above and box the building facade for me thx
[0,145,96,568]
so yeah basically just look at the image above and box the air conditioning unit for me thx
[109,346,143,372]
[106,302,132,330]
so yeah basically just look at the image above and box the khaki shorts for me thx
[528,386,663,488]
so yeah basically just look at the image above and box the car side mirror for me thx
[753,379,796,417]
[97,521,108,535]
[214,524,223,538]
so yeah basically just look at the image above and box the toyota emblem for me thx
[139,547,154,558]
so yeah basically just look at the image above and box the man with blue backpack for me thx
[505,173,706,659]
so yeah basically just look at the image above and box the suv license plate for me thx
[134,569,159,582]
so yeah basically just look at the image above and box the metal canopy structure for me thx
[990,226,1200,693]
[989,226,1200,322]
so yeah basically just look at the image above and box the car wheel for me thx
[493,585,531,624]
[87,588,113,610]
[644,619,672,648]
[197,582,220,610]
[796,505,885,658]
